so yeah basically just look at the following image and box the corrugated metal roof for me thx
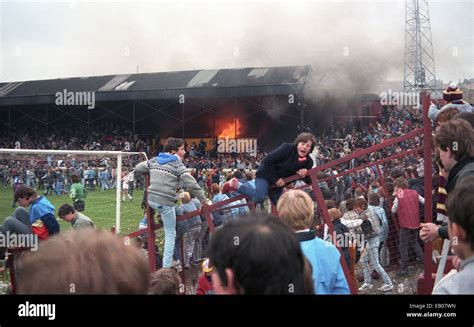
[187,69,220,87]
[0,82,24,96]
[0,65,311,106]
[98,74,131,91]
[248,68,269,78]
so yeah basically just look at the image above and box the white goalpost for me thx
[0,148,148,234]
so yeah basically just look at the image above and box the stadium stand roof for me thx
[0,65,311,106]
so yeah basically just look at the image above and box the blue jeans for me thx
[237,177,283,205]
[149,201,176,268]
[88,179,95,191]
[55,182,63,196]
[361,237,392,285]
[101,180,109,191]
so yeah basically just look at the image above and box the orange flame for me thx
[218,119,241,138]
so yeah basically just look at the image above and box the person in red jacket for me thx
[196,258,214,295]
[392,177,425,277]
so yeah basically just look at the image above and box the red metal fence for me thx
[6,94,441,295]
[124,93,438,294]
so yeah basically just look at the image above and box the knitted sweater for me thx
[135,153,206,207]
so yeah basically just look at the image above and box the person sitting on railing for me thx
[0,206,34,259]
[231,132,315,206]
[277,190,350,294]
[14,186,59,240]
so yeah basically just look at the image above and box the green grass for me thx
[1,186,146,235]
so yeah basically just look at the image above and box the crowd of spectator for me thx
[2,83,474,295]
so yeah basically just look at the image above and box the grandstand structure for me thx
[0,85,442,295]
[0,66,310,150]
[0,66,442,295]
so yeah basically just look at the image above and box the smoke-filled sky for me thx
[0,0,472,86]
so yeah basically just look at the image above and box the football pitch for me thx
[0,186,146,236]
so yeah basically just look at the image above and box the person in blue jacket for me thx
[14,186,59,240]
[233,132,316,205]
[277,189,351,294]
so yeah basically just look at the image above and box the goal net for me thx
[0,148,148,235]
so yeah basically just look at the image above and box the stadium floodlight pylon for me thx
[0,148,147,234]
[403,0,437,95]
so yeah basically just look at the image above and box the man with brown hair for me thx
[434,119,474,193]
[148,268,182,295]
[435,107,460,131]
[233,132,315,205]
[58,204,95,230]
[17,229,150,294]
[421,115,474,243]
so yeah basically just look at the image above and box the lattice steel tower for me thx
[403,0,437,94]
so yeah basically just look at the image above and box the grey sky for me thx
[0,0,472,86]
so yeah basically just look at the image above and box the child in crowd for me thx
[277,189,350,294]
[174,192,202,269]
